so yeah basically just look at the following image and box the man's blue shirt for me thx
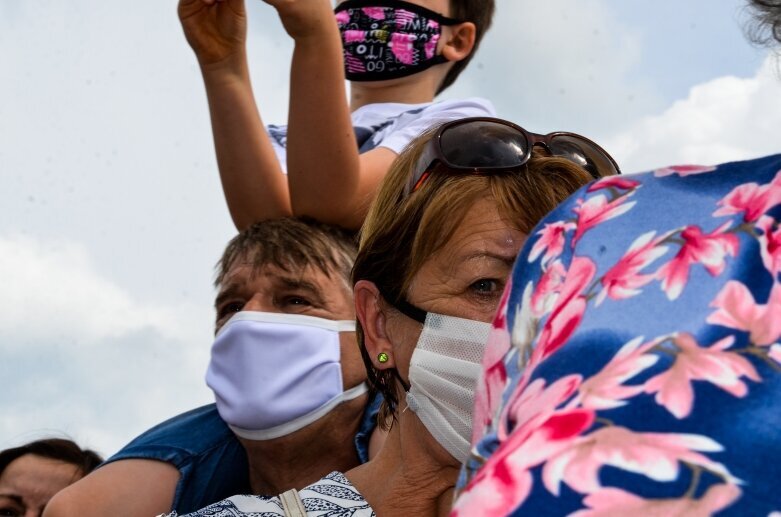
[106,395,381,514]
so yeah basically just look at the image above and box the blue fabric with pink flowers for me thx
[453,154,781,516]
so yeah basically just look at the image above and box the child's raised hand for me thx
[262,0,336,40]
[178,0,248,68]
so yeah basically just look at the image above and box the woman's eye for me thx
[0,507,22,517]
[470,279,500,295]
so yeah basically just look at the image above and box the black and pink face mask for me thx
[334,0,462,82]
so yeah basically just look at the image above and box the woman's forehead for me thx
[426,200,524,274]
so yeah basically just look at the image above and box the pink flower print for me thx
[531,260,566,317]
[472,326,509,444]
[577,337,659,410]
[543,426,738,496]
[656,222,739,301]
[770,344,781,365]
[707,280,781,346]
[587,177,641,192]
[473,279,513,443]
[713,170,781,222]
[362,7,387,20]
[456,378,593,516]
[501,375,583,441]
[529,221,576,267]
[511,284,541,374]
[654,164,717,178]
[453,411,594,517]
[597,231,669,305]
[534,256,596,361]
[643,333,760,419]
[757,216,781,277]
[571,483,741,517]
[572,193,636,246]
[491,277,513,331]
[389,32,417,64]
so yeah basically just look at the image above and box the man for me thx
[45,218,380,516]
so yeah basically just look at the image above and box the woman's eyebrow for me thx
[461,250,517,267]
[0,493,24,505]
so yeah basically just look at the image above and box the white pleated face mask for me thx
[206,311,367,441]
[405,312,491,464]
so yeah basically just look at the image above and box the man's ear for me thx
[441,21,476,63]
[354,280,396,370]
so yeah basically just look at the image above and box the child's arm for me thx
[179,0,291,230]
[266,0,397,229]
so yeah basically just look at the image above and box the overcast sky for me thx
[1,0,780,456]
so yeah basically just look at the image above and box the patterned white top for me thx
[167,471,375,517]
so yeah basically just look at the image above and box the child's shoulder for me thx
[427,96,496,116]
[353,97,496,155]
[352,97,495,131]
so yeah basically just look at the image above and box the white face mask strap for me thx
[219,311,356,336]
[334,320,357,332]
[230,382,369,441]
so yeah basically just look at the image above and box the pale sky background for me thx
[1,0,780,456]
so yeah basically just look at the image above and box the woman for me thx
[170,117,619,516]
[0,438,102,517]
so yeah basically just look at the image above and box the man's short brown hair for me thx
[215,218,358,288]
[438,0,496,94]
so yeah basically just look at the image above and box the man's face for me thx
[214,259,365,390]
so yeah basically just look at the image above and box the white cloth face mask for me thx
[405,312,491,463]
[206,311,367,441]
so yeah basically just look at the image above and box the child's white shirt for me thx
[266,97,496,173]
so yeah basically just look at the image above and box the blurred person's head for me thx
[746,0,781,47]
[0,438,101,517]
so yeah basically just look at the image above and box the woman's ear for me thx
[441,21,476,63]
[354,280,396,370]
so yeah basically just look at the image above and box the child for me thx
[178,0,496,229]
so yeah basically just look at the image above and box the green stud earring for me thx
[377,352,389,364]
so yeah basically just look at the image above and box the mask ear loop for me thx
[376,290,424,404]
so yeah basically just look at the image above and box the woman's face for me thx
[392,196,525,380]
[0,454,82,517]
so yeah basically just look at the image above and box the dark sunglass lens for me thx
[549,134,618,178]
[440,121,528,169]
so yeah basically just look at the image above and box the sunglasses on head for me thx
[406,117,621,195]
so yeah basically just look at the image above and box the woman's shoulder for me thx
[168,472,374,517]
[296,471,374,515]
